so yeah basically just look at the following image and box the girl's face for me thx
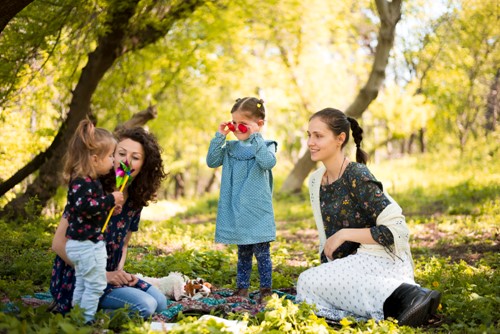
[231,110,261,141]
[307,117,344,162]
[95,146,115,176]
[114,138,144,179]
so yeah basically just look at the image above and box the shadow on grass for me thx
[397,180,500,216]
[412,243,499,266]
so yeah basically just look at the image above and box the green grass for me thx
[0,152,498,333]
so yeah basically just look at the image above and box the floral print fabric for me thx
[65,176,115,242]
[319,162,392,263]
[49,199,151,314]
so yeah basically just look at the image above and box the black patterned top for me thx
[50,199,151,314]
[65,176,115,242]
[319,162,394,263]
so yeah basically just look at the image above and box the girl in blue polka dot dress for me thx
[206,97,277,302]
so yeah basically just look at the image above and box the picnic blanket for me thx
[5,288,297,321]
[153,288,296,322]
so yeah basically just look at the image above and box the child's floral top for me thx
[65,176,115,242]
[50,199,151,314]
[319,162,394,263]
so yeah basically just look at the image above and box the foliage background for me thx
[0,0,499,332]
[1,0,497,203]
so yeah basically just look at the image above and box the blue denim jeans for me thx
[99,284,167,319]
[237,242,272,289]
[66,240,107,322]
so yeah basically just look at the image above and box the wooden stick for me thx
[101,174,129,233]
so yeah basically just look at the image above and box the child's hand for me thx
[113,204,123,215]
[246,121,261,135]
[112,191,125,206]
[218,122,231,136]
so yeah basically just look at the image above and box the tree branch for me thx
[0,0,34,34]
[345,0,402,118]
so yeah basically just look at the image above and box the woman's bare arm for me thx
[51,217,73,266]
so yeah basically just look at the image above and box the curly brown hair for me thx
[102,127,167,209]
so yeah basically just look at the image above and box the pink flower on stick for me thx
[102,160,134,233]
[116,160,134,189]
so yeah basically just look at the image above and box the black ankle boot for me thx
[384,283,441,327]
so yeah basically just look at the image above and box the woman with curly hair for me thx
[50,126,168,319]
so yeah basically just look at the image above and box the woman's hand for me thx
[106,270,138,287]
[324,230,346,260]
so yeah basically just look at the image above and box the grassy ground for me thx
[0,152,498,333]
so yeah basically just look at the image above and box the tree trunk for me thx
[0,0,34,34]
[418,128,426,153]
[485,68,499,132]
[344,0,402,118]
[204,171,218,194]
[174,173,186,199]
[280,0,402,193]
[407,133,416,154]
[280,151,317,193]
[0,0,207,218]
[0,0,141,217]
[114,105,157,132]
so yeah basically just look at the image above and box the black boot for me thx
[384,283,441,327]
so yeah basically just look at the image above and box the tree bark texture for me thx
[1,0,208,217]
[0,0,34,34]
[280,0,402,194]
[485,68,499,132]
[114,105,158,132]
[0,0,141,216]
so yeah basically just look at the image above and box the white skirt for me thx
[296,252,415,321]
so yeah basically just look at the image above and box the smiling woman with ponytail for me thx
[297,107,441,327]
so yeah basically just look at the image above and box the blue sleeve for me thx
[206,132,226,168]
[250,133,277,170]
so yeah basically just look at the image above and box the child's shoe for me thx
[233,288,249,298]
[259,288,273,304]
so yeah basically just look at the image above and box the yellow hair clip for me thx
[257,103,261,108]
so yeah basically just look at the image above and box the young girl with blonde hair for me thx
[63,119,124,323]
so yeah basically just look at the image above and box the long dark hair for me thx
[102,127,167,209]
[310,108,369,164]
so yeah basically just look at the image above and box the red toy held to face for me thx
[227,121,248,133]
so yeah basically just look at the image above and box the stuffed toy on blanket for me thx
[135,272,212,301]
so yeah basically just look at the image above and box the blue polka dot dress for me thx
[206,132,277,245]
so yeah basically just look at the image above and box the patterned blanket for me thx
[153,288,297,322]
[8,288,297,321]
